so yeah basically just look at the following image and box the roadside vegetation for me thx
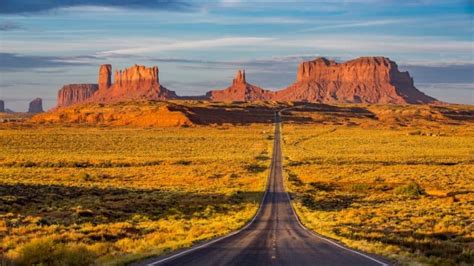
[0,125,272,265]
[282,122,473,265]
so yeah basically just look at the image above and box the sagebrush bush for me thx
[15,238,96,266]
[394,182,425,197]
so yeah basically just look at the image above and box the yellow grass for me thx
[282,122,474,265]
[0,125,273,265]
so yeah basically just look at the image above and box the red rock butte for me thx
[206,69,274,101]
[274,57,436,104]
[56,57,437,108]
[57,64,177,107]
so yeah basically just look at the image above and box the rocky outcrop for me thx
[206,70,273,101]
[28,98,43,113]
[57,84,98,107]
[0,100,4,112]
[32,102,193,127]
[274,57,437,104]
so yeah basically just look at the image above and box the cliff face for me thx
[57,84,99,107]
[28,98,43,113]
[274,57,436,104]
[0,100,4,112]
[206,70,273,101]
[56,64,178,107]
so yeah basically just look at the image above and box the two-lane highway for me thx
[139,112,388,266]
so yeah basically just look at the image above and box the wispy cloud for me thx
[0,53,92,71]
[0,20,23,31]
[299,19,412,32]
[99,37,276,55]
[0,0,194,14]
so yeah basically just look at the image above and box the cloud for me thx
[401,64,474,83]
[99,37,275,55]
[0,0,193,14]
[299,19,412,32]
[0,53,93,71]
[0,21,23,31]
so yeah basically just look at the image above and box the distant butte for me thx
[206,70,274,101]
[55,57,437,108]
[57,64,178,107]
[273,57,437,104]
[28,98,44,113]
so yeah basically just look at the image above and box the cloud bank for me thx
[0,0,193,14]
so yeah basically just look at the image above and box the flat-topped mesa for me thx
[207,70,273,102]
[98,64,112,91]
[94,64,176,102]
[57,84,99,107]
[276,56,437,104]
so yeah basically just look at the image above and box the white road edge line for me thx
[146,121,278,266]
[278,109,389,266]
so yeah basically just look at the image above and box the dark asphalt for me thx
[139,112,389,266]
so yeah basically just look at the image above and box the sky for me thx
[0,0,473,111]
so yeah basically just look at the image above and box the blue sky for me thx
[0,0,473,110]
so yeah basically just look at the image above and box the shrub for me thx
[174,160,192,165]
[310,182,335,192]
[350,183,370,192]
[394,182,425,197]
[16,237,55,265]
[77,172,92,181]
[287,172,303,186]
[255,154,270,161]
[15,237,96,266]
[245,163,266,173]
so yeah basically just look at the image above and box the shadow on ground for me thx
[0,183,263,225]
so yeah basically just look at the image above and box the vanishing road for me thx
[139,112,389,266]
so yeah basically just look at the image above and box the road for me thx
[139,112,389,266]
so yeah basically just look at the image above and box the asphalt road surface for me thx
[139,112,389,266]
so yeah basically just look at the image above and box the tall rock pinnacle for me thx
[98,64,112,91]
[233,70,246,85]
[207,69,273,101]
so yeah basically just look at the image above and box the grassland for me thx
[0,124,273,265]
[282,119,473,265]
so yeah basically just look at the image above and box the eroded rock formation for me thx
[55,57,436,107]
[274,57,436,104]
[0,100,4,112]
[98,64,112,91]
[57,84,98,107]
[206,70,273,101]
[28,98,43,113]
[57,64,178,107]
[206,57,437,104]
